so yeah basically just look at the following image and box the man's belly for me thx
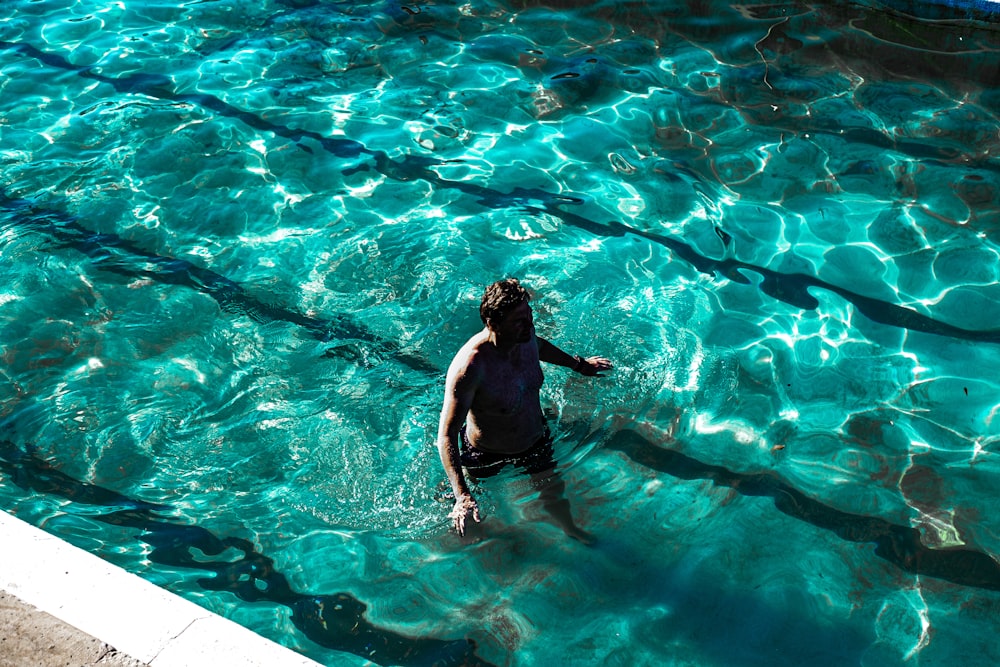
[465,412,546,455]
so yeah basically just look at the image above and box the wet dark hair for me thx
[480,278,530,325]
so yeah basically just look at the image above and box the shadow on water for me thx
[3,40,1000,347]
[606,429,1000,592]
[0,193,436,374]
[0,437,494,667]
[597,551,875,666]
[1,430,880,667]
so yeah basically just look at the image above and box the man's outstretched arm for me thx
[537,337,613,377]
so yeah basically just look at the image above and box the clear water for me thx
[2,0,1000,664]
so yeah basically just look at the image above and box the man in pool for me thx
[436,278,613,540]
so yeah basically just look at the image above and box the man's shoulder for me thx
[447,332,492,374]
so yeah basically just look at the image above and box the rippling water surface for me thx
[2,0,1000,664]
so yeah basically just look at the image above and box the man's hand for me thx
[449,493,481,535]
[577,356,613,377]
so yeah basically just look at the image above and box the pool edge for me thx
[0,510,323,667]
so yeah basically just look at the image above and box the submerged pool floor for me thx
[2,0,1000,665]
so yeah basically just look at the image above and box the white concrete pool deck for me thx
[0,511,323,667]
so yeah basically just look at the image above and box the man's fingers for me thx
[579,356,613,376]
[591,359,612,373]
[451,499,479,535]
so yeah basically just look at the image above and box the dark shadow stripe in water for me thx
[606,429,1000,592]
[0,438,494,667]
[0,41,372,159]
[0,193,436,374]
[4,40,1000,345]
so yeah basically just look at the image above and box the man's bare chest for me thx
[474,360,544,416]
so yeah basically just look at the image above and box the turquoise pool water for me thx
[2,0,1000,664]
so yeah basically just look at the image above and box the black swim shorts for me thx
[459,425,557,478]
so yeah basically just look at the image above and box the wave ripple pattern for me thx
[1,1,1000,666]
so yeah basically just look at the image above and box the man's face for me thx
[490,300,534,344]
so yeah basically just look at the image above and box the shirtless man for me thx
[436,278,612,538]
